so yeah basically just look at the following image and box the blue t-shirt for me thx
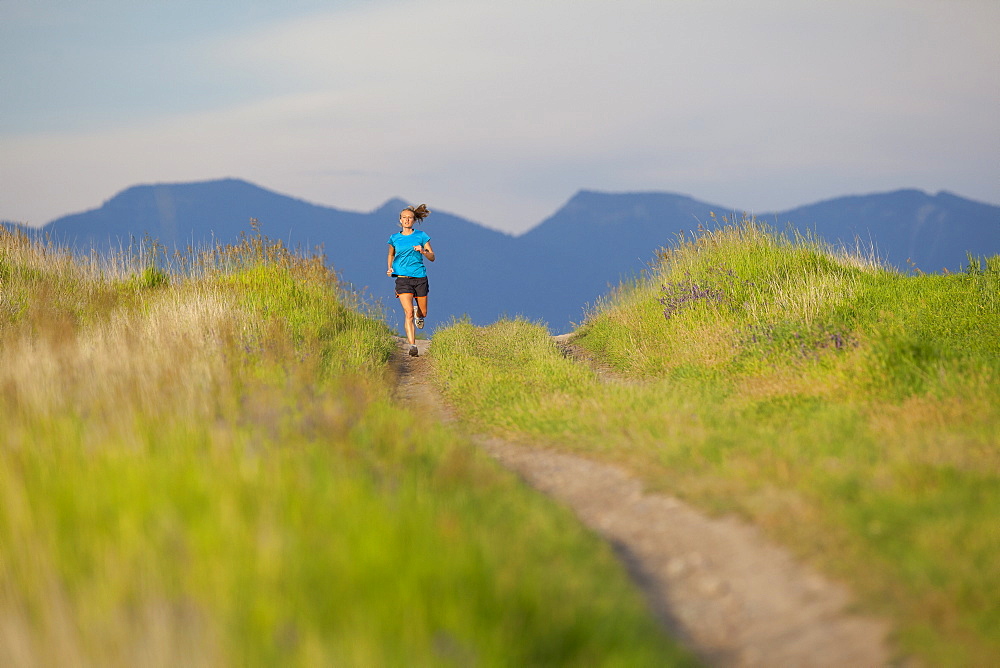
[388,230,431,278]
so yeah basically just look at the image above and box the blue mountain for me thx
[766,189,1000,273]
[4,179,998,334]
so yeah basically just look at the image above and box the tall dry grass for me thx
[1,227,689,666]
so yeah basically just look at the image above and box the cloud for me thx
[208,2,1000,147]
[2,0,998,232]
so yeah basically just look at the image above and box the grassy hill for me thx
[5,216,997,665]
[431,218,1000,665]
[0,227,691,665]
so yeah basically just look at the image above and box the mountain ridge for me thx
[3,178,998,333]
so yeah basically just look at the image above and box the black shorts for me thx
[394,276,429,297]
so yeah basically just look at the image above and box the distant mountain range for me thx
[4,179,998,334]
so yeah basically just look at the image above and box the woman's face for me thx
[399,210,416,229]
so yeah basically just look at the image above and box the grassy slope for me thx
[0,230,692,666]
[431,220,1000,666]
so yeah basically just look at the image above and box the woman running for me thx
[386,204,434,356]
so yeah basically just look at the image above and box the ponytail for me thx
[406,204,431,222]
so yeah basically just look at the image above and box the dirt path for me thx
[391,337,894,667]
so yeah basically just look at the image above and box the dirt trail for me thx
[391,337,895,667]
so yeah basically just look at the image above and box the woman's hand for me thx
[413,245,424,253]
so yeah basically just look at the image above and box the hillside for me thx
[0,227,687,665]
[5,179,998,333]
[430,221,1000,665]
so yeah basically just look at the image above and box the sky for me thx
[2,0,998,235]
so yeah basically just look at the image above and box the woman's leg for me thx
[415,295,428,320]
[398,292,416,345]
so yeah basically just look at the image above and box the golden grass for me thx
[2,229,690,665]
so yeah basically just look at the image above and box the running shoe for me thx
[409,345,419,357]
[415,316,425,329]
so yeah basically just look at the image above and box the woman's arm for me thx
[386,245,395,274]
[420,241,435,262]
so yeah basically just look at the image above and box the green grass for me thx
[430,219,1000,666]
[0,228,691,666]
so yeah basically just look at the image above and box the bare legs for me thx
[397,293,428,345]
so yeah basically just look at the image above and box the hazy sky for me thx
[2,0,998,234]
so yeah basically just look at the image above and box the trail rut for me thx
[391,337,896,667]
